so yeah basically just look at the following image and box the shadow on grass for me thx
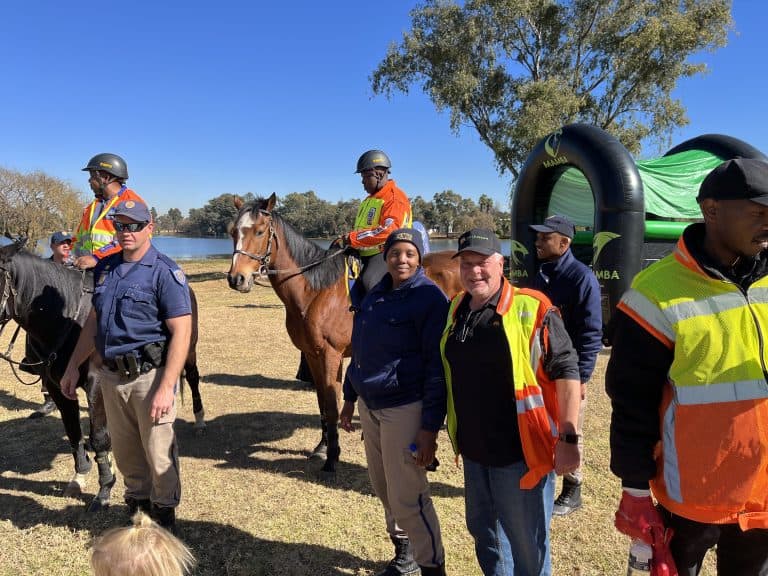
[0,388,44,413]
[0,407,91,476]
[228,303,285,310]
[186,271,228,283]
[175,410,463,498]
[0,492,379,576]
[201,373,314,391]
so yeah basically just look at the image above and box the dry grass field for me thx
[0,257,715,575]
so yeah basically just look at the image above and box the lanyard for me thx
[87,186,126,230]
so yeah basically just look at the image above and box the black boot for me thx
[150,503,178,536]
[419,565,446,576]
[553,478,582,516]
[375,537,420,576]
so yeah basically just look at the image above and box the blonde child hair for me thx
[90,511,195,576]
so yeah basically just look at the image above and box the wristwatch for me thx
[558,433,581,444]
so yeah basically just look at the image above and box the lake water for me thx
[152,236,513,259]
[7,236,512,260]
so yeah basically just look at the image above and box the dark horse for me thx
[0,241,205,511]
[226,194,460,474]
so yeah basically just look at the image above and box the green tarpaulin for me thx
[547,149,723,229]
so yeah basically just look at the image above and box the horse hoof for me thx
[194,424,207,437]
[86,497,109,513]
[309,451,326,461]
[309,445,328,460]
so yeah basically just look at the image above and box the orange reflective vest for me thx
[349,180,412,257]
[618,234,768,529]
[72,188,146,260]
[440,278,561,489]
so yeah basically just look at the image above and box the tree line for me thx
[0,167,510,249]
[155,190,510,238]
[0,167,83,244]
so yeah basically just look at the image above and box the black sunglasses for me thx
[114,221,149,232]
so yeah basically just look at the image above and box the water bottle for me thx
[408,442,439,472]
[626,539,652,575]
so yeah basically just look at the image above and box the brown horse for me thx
[226,194,460,474]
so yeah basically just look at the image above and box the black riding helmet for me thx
[355,150,391,173]
[81,153,129,180]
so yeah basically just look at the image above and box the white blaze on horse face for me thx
[232,211,256,270]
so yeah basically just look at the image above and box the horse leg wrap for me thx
[64,443,92,497]
[72,443,92,475]
[96,452,116,488]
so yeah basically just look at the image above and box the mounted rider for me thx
[344,149,413,294]
[296,150,413,384]
[72,153,146,270]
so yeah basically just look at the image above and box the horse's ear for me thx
[234,196,243,210]
[1,238,24,260]
[266,193,277,212]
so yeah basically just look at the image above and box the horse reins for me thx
[233,209,347,278]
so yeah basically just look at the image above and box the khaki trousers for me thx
[98,366,181,508]
[358,399,445,567]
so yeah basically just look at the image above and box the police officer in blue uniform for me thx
[61,199,192,534]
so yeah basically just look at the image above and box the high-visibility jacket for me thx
[72,187,146,260]
[440,278,561,489]
[349,180,411,257]
[618,235,768,529]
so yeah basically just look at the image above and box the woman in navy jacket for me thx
[340,228,448,576]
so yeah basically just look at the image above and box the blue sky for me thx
[1,1,766,216]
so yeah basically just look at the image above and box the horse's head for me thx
[0,241,25,323]
[227,193,277,293]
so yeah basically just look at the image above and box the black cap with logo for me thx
[453,228,502,258]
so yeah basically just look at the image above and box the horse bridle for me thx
[0,267,18,334]
[232,208,348,280]
[233,209,276,277]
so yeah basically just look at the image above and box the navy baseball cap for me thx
[529,215,575,239]
[697,158,768,205]
[453,228,502,257]
[50,231,73,244]
[383,228,424,261]
[110,199,151,222]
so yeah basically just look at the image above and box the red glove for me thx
[651,536,677,576]
[615,490,678,576]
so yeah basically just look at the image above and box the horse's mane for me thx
[5,249,89,324]
[238,201,345,291]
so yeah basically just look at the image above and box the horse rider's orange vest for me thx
[73,188,146,260]
[349,180,412,257]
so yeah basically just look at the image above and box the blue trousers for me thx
[463,458,555,576]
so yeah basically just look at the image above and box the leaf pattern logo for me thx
[511,240,529,267]
[544,129,563,158]
[592,231,621,266]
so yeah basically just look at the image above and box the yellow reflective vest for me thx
[618,235,768,529]
[73,188,145,260]
[349,180,411,257]
[440,278,561,489]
